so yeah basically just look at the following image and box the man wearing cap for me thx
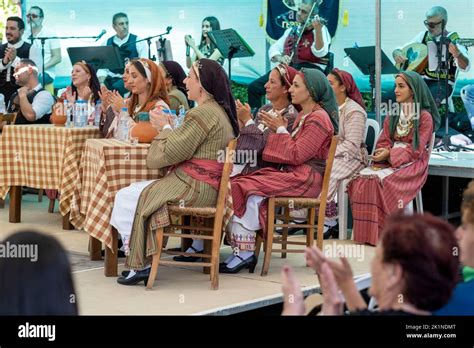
[7,58,54,124]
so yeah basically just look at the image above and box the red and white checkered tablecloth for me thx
[0,125,100,216]
[69,139,162,249]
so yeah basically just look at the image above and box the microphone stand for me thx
[135,28,172,62]
[35,33,106,86]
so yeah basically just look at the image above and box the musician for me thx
[1,17,32,103]
[392,6,470,104]
[248,0,331,110]
[23,6,61,88]
[7,59,54,124]
[97,12,149,96]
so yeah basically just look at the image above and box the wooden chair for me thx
[146,139,236,290]
[0,113,17,209]
[256,135,339,276]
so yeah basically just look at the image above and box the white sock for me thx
[226,251,254,268]
[125,270,136,279]
[185,239,204,253]
[324,219,337,227]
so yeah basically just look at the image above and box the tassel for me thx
[342,9,349,27]
[259,13,264,27]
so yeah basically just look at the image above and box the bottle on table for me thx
[117,107,130,141]
[177,105,186,127]
[0,93,5,114]
[74,100,87,128]
[94,101,102,126]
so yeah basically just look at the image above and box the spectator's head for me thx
[369,213,459,313]
[112,12,129,40]
[160,60,188,99]
[128,58,169,115]
[5,16,25,44]
[0,230,78,315]
[122,60,133,91]
[328,68,366,110]
[26,6,44,28]
[425,6,447,37]
[14,58,39,86]
[200,16,220,45]
[458,181,474,268]
[265,64,298,104]
[70,61,101,103]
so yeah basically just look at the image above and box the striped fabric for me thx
[124,101,235,269]
[69,139,162,250]
[347,111,434,245]
[229,107,334,251]
[0,124,100,215]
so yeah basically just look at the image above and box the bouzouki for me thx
[396,38,474,73]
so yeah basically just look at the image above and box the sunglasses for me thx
[26,14,41,19]
[424,20,443,29]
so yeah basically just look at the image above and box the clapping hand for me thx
[150,106,171,131]
[281,265,305,316]
[236,99,252,128]
[65,87,77,105]
[259,109,288,132]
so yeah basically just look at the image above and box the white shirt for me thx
[97,33,149,80]
[268,26,331,69]
[23,26,61,79]
[0,40,33,82]
[29,83,55,120]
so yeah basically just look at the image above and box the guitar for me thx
[396,38,474,72]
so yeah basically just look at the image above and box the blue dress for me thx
[435,280,474,316]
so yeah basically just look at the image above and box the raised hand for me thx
[236,99,252,125]
[259,109,288,132]
[319,263,344,315]
[281,265,305,316]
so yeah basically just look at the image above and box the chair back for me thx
[0,112,17,125]
[364,118,380,154]
[212,139,237,233]
[315,135,339,243]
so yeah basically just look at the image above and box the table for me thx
[69,139,162,276]
[429,151,474,219]
[0,124,100,227]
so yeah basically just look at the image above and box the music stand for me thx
[208,29,255,81]
[67,46,124,72]
[344,46,399,112]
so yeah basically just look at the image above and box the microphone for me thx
[95,29,107,42]
[166,26,172,34]
[186,44,190,56]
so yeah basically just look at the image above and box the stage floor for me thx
[0,194,375,315]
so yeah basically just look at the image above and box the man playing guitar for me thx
[247,0,331,110]
[392,6,470,104]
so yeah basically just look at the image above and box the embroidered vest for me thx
[422,31,459,82]
[106,34,139,74]
[8,88,52,124]
[0,41,31,87]
[283,28,327,66]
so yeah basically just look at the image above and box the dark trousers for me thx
[247,62,323,109]
[105,77,127,96]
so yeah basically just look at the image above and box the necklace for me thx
[396,111,414,137]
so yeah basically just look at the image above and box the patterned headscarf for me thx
[274,63,298,90]
[300,68,339,133]
[389,71,440,149]
[331,68,366,110]
[191,58,239,136]
[161,60,188,101]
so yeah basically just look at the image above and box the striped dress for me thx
[112,101,234,269]
[347,111,433,245]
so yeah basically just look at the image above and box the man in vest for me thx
[97,12,149,96]
[0,17,32,103]
[247,0,331,110]
[8,59,54,124]
[393,6,470,105]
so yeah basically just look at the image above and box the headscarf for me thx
[129,58,170,116]
[161,60,188,101]
[331,68,366,110]
[389,71,440,149]
[71,61,101,103]
[191,58,239,136]
[300,68,339,133]
[274,63,298,90]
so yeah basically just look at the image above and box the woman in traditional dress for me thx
[160,60,190,114]
[220,68,338,274]
[347,71,440,245]
[322,68,368,237]
[233,63,299,175]
[185,16,224,68]
[111,59,239,285]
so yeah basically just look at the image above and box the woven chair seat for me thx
[168,205,216,217]
[273,197,321,207]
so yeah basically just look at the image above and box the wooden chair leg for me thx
[281,207,290,259]
[89,236,102,261]
[315,206,323,250]
[147,228,164,290]
[203,218,214,275]
[48,199,55,213]
[38,189,44,202]
[104,227,118,277]
[254,233,263,260]
[262,198,275,276]
[307,207,317,267]
[9,186,21,223]
[210,224,222,290]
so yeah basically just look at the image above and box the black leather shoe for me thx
[117,268,150,286]
[173,246,203,262]
[220,255,257,274]
[122,270,130,277]
[323,223,339,240]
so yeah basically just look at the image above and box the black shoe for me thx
[172,246,203,262]
[323,223,339,240]
[117,268,150,286]
[220,255,257,274]
[122,270,130,277]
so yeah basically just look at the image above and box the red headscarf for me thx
[331,68,366,110]
[274,63,300,111]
